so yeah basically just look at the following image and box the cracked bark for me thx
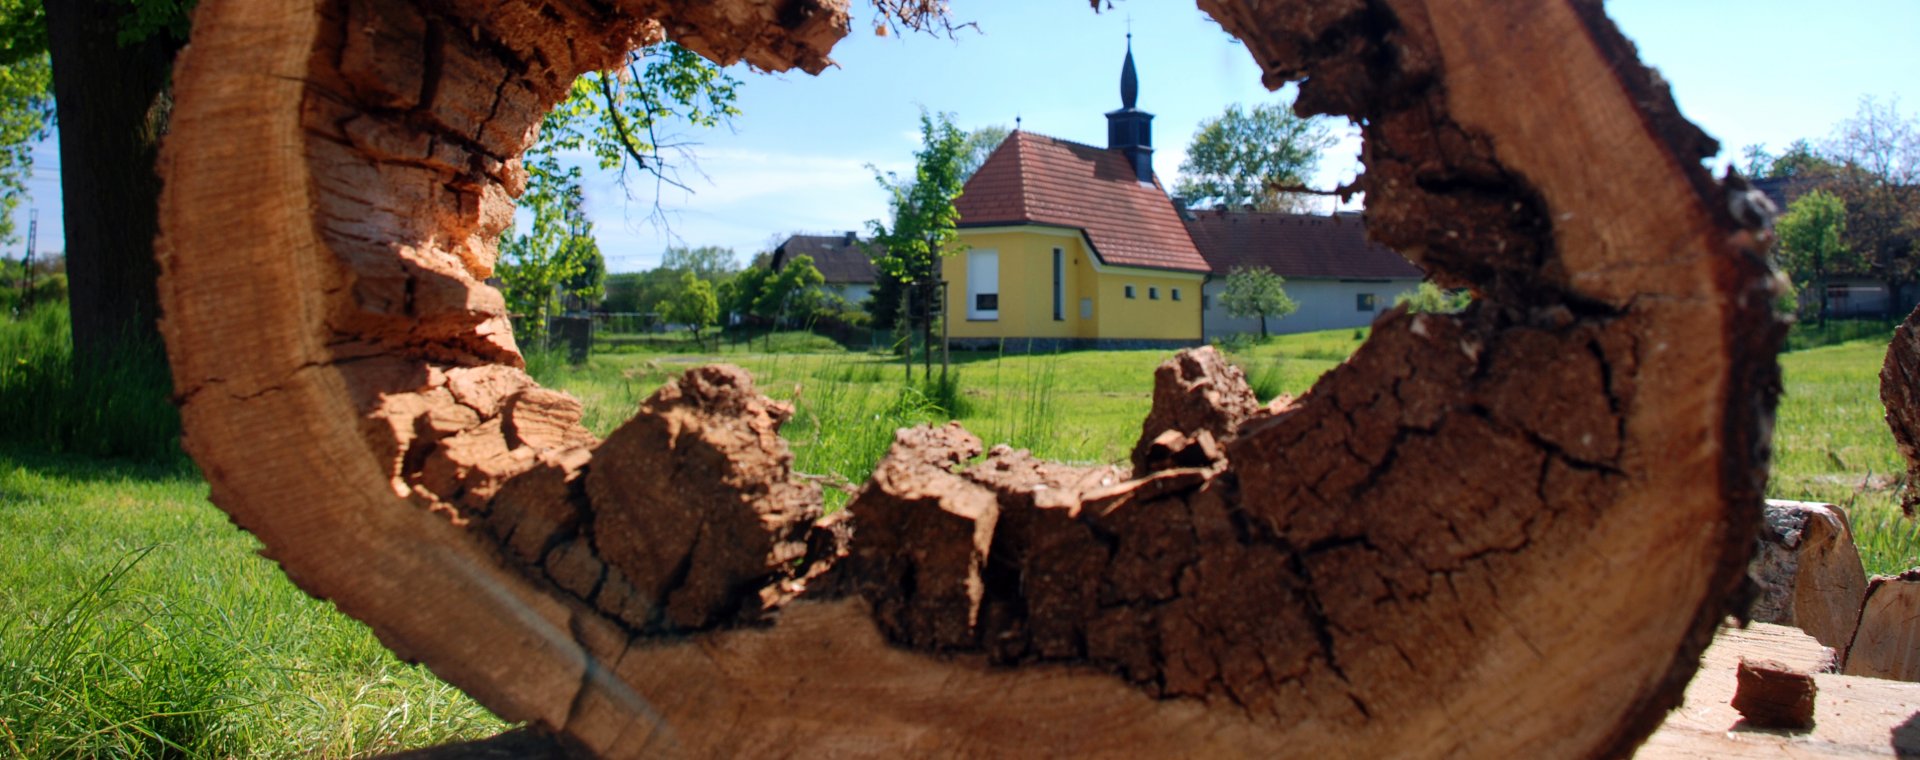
[158,0,1781,757]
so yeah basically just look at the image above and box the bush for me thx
[1395,281,1472,314]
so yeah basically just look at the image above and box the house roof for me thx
[954,130,1211,273]
[1184,210,1424,280]
[771,233,880,284]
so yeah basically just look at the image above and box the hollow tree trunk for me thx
[156,0,1783,757]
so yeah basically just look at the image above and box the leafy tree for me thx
[1394,282,1472,314]
[0,51,49,245]
[957,124,1009,180]
[1174,101,1336,213]
[721,264,771,323]
[1743,139,1839,181]
[1219,266,1297,340]
[1775,189,1856,323]
[664,270,718,345]
[498,157,603,346]
[1821,95,1920,318]
[754,253,824,328]
[660,245,740,282]
[868,109,968,379]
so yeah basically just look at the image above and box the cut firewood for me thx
[1842,570,1920,681]
[1749,499,1869,655]
[157,0,1784,757]
[1881,306,1920,516]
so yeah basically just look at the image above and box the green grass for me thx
[0,448,502,757]
[0,305,181,463]
[3,311,1917,755]
[1772,336,1920,575]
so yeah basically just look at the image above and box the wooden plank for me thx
[1640,623,1920,758]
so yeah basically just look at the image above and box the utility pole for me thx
[19,209,36,310]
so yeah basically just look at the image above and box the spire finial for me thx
[1119,33,1138,109]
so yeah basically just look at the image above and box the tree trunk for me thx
[156,0,1783,757]
[44,0,175,362]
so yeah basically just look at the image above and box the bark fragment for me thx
[1732,657,1817,730]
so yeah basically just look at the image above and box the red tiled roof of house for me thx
[955,131,1210,273]
[1184,210,1424,280]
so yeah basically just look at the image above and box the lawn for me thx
[1,320,1915,756]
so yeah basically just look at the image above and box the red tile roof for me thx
[1184,210,1424,280]
[955,131,1210,273]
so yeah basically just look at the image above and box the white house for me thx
[1186,210,1425,338]
[770,232,881,306]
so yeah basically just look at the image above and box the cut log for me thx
[1639,623,1920,758]
[156,0,1785,757]
[1749,499,1870,655]
[1842,570,1920,681]
[1881,305,1920,516]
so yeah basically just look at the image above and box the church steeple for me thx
[1106,34,1154,184]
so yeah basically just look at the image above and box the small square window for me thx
[1125,285,1136,299]
[1357,293,1377,311]
[1171,288,1182,301]
[976,293,999,311]
[1149,287,1160,300]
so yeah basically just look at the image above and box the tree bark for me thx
[156,0,1784,757]
[44,0,176,361]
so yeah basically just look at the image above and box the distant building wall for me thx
[827,283,873,307]
[1202,278,1421,338]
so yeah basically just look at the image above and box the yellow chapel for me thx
[941,37,1209,351]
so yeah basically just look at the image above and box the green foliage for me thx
[869,109,969,376]
[664,270,718,341]
[1,304,180,462]
[1219,266,1298,339]
[755,254,825,326]
[1394,281,1472,314]
[1742,139,1838,181]
[722,265,771,321]
[1776,189,1857,321]
[957,123,1009,180]
[532,42,740,179]
[498,156,603,344]
[0,51,51,244]
[660,245,740,282]
[112,0,195,47]
[1174,100,1336,212]
[869,109,968,285]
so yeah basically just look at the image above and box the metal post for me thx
[19,209,35,310]
[940,280,949,384]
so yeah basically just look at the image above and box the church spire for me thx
[1106,34,1154,183]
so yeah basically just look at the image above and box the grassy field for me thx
[2,316,1916,756]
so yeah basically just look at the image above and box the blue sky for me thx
[7,0,1919,272]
